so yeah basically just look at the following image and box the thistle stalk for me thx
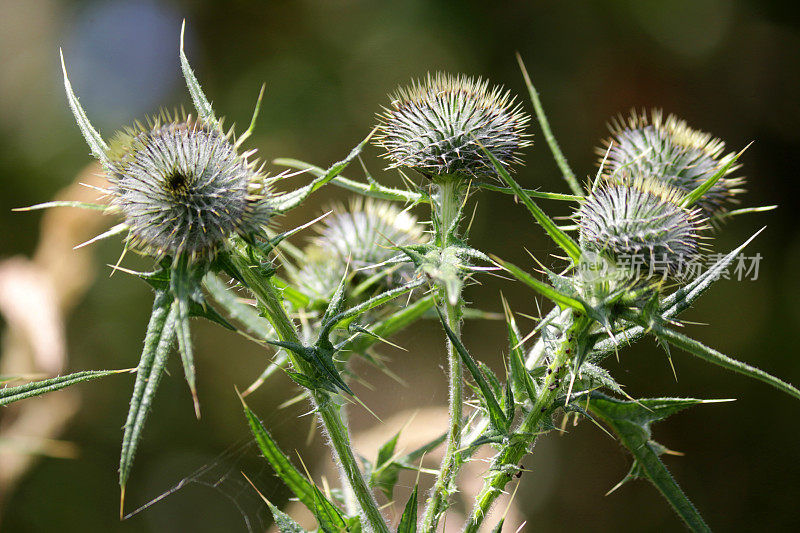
[464,312,591,533]
[229,251,389,533]
[421,177,467,531]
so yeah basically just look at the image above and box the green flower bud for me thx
[107,116,273,262]
[293,199,426,301]
[599,110,744,218]
[375,73,530,180]
[578,175,707,278]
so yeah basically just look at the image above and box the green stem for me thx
[230,252,389,533]
[464,313,589,533]
[421,177,466,532]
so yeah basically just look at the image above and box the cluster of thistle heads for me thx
[63,57,742,293]
[374,80,742,284]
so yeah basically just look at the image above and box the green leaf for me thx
[0,369,129,407]
[682,147,745,208]
[203,273,274,338]
[242,398,345,526]
[490,518,504,533]
[325,278,426,334]
[344,294,435,354]
[120,291,177,492]
[12,200,109,212]
[273,277,313,309]
[274,158,424,204]
[371,431,401,499]
[265,339,351,395]
[396,485,418,533]
[481,148,581,263]
[313,483,348,533]
[266,500,309,533]
[60,50,109,165]
[503,381,515,423]
[516,53,583,196]
[587,393,722,532]
[477,183,582,202]
[492,257,586,313]
[171,263,200,418]
[273,133,376,213]
[648,320,800,401]
[591,228,765,360]
[180,21,217,127]
[436,308,508,432]
[502,296,537,403]
[376,431,400,470]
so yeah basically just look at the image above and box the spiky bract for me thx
[293,199,425,300]
[578,176,706,277]
[375,73,530,180]
[600,110,743,217]
[108,118,273,261]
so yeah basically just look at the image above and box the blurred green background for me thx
[1,0,799,531]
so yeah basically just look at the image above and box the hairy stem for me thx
[464,313,589,533]
[230,252,389,533]
[421,177,466,531]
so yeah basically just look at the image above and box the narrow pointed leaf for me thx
[588,393,716,532]
[204,273,276,338]
[436,308,507,432]
[266,500,308,533]
[477,183,582,201]
[517,53,583,196]
[327,278,426,333]
[504,382,515,422]
[682,148,744,208]
[0,369,129,406]
[274,158,424,204]
[481,147,581,263]
[344,294,435,354]
[242,399,344,521]
[396,485,418,533]
[264,340,350,395]
[171,264,200,416]
[60,50,109,165]
[371,431,402,498]
[502,297,537,403]
[273,133,376,212]
[180,21,217,127]
[648,321,800,401]
[120,291,177,490]
[13,200,109,212]
[592,228,764,359]
[493,257,586,312]
[312,484,348,533]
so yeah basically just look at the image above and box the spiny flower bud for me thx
[293,199,426,301]
[375,73,530,180]
[108,117,273,261]
[599,110,744,218]
[578,175,706,277]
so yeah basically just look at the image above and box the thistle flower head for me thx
[292,199,425,300]
[599,109,744,217]
[375,73,530,180]
[578,175,706,277]
[107,116,273,261]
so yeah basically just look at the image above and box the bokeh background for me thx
[1,0,799,531]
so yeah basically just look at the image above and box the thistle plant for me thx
[6,26,799,533]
